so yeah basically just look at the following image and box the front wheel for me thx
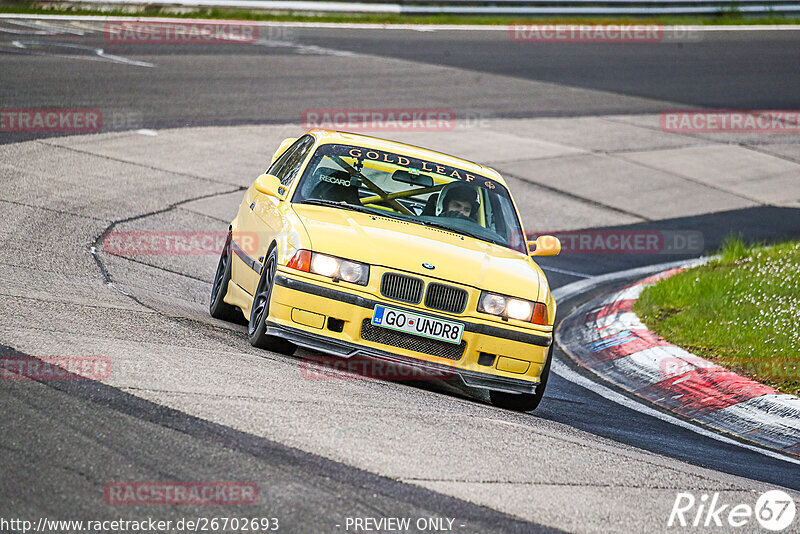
[248,247,296,355]
[490,343,553,412]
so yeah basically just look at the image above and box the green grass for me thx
[635,237,800,396]
[3,2,800,25]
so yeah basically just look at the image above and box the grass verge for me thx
[635,237,800,396]
[2,2,800,25]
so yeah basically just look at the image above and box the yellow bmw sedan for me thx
[210,129,560,411]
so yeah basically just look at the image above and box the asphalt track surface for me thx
[1,17,800,533]
[2,21,800,143]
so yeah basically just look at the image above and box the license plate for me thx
[371,305,464,344]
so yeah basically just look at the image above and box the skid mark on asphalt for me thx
[539,265,592,279]
[6,19,87,35]
[35,138,238,186]
[9,39,154,67]
[0,197,109,223]
[0,22,57,35]
[255,38,359,57]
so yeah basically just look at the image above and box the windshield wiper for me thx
[417,219,497,244]
[300,199,379,215]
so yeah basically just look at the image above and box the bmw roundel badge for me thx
[422,263,435,270]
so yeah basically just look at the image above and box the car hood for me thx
[292,204,544,301]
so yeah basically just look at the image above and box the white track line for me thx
[551,258,800,466]
[551,358,800,465]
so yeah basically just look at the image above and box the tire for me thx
[248,247,296,355]
[209,231,241,322]
[489,343,553,412]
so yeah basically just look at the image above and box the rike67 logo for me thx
[669,490,796,531]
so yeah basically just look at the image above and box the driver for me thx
[437,183,479,220]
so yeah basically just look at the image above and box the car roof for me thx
[306,129,506,186]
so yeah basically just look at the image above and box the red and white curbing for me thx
[559,267,800,459]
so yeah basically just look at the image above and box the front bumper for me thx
[268,271,552,395]
[265,321,538,394]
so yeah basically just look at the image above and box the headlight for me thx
[287,250,369,286]
[478,291,548,325]
[339,260,368,284]
[506,299,533,321]
[479,293,506,316]
[311,253,338,278]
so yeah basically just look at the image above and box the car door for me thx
[234,135,316,296]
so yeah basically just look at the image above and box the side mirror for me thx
[270,137,298,165]
[254,174,286,199]
[529,235,561,257]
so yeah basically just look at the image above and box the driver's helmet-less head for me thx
[436,182,480,218]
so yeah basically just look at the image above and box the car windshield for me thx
[293,143,527,254]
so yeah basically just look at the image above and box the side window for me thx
[267,135,316,187]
